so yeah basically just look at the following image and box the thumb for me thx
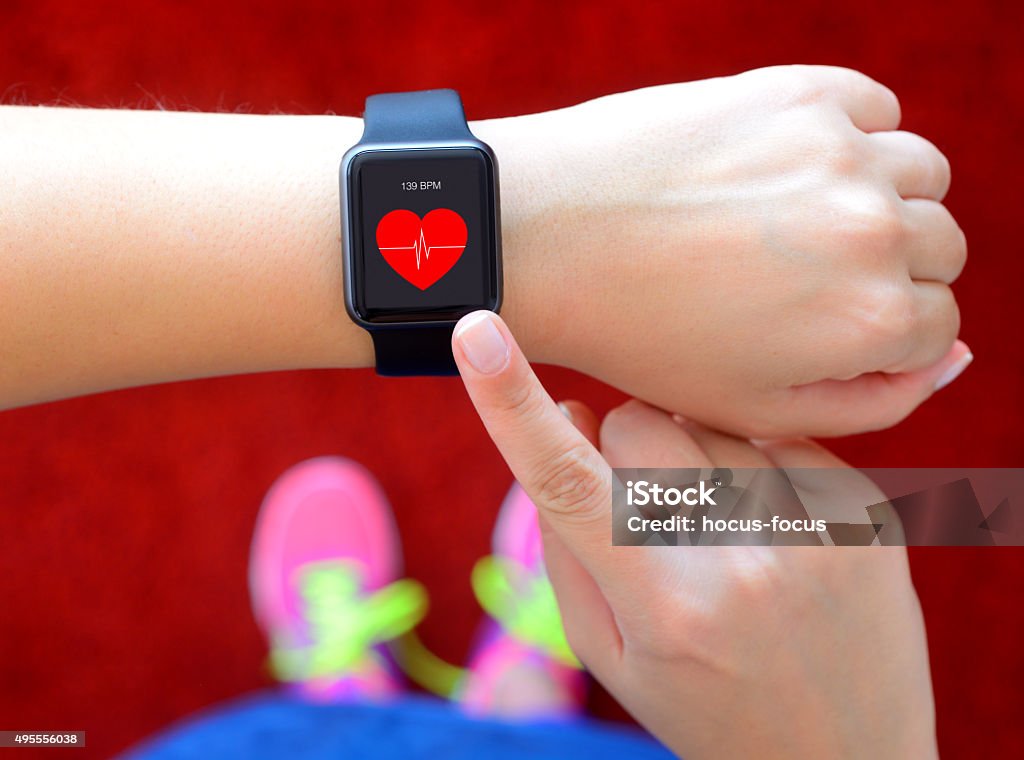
[777,340,973,436]
[451,310,626,589]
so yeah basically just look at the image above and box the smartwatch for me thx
[340,89,502,376]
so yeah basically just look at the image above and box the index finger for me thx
[451,311,628,586]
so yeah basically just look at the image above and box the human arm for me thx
[451,309,938,759]
[0,106,369,406]
[0,65,967,435]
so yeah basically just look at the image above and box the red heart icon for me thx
[375,208,468,291]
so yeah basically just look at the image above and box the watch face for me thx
[346,147,500,324]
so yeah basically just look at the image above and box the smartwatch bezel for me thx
[340,140,502,330]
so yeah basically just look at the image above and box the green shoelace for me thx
[395,555,581,697]
[268,555,579,694]
[269,559,427,683]
[470,555,580,669]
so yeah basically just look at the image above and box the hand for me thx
[477,64,969,438]
[452,311,938,759]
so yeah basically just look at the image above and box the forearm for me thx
[1,68,966,438]
[0,106,553,409]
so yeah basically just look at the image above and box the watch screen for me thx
[348,147,499,323]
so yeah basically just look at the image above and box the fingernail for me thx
[935,351,973,391]
[557,402,574,424]
[455,312,510,375]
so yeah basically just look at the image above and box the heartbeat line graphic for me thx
[376,208,467,290]
[378,227,464,270]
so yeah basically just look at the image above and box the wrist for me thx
[292,113,376,370]
[333,104,585,373]
[469,112,572,367]
[338,93,512,377]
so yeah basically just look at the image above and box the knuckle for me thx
[753,64,830,107]
[853,283,916,354]
[834,191,905,253]
[787,69,830,106]
[534,443,607,518]
[499,373,547,423]
[635,551,786,663]
[818,130,864,176]
[627,592,717,662]
[725,550,830,629]
[724,549,786,606]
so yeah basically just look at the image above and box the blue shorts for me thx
[124,691,672,760]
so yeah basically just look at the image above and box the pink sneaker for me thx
[458,482,586,719]
[248,457,426,702]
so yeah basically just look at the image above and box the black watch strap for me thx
[359,89,471,377]
[360,89,473,144]
[370,325,458,377]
